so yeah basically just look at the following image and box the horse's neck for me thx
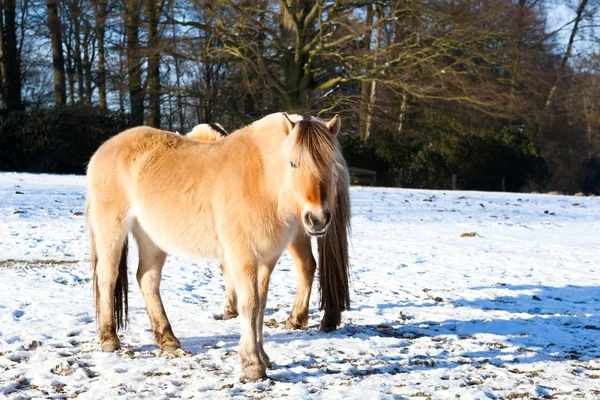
[228,124,294,216]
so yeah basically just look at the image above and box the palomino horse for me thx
[86,113,350,380]
[184,122,351,332]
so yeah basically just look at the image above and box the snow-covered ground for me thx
[1,172,600,399]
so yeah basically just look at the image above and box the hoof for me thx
[319,321,337,333]
[101,339,120,352]
[223,310,239,320]
[214,310,239,321]
[259,351,272,369]
[241,365,267,382]
[162,347,189,358]
[285,316,307,330]
[160,343,181,354]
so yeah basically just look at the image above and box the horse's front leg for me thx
[229,255,266,380]
[257,260,277,367]
[285,233,316,329]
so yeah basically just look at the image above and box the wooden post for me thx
[502,177,506,192]
[452,174,457,190]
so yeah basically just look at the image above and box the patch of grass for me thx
[0,259,82,268]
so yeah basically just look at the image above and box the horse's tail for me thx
[113,237,129,330]
[87,197,129,330]
[318,161,351,332]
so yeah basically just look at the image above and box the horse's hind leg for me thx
[228,252,266,380]
[218,263,239,320]
[90,202,130,352]
[131,222,181,353]
[285,234,316,330]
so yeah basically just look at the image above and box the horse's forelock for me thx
[290,119,338,183]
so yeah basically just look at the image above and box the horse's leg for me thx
[229,253,266,380]
[257,260,277,368]
[219,263,239,320]
[285,233,316,330]
[90,204,129,352]
[132,222,181,353]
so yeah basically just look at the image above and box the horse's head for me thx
[281,113,341,237]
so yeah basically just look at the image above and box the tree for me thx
[125,0,143,126]
[0,0,22,110]
[146,0,161,128]
[46,0,66,105]
[537,0,589,139]
[92,0,108,108]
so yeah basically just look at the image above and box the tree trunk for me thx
[359,4,374,141]
[0,1,7,108]
[146,0,161,128]
[2,0,21,110]
[83,32,93,104]
[508,0,527,121]
[536,0,588,139]
[46,0,66,105]
[397,92,407,135]
[174,53,184,131]
[280,0,316,111]
[93,0,108,109]
[125,0,144,126]
[71,0,84,103]
[364,6,382,142]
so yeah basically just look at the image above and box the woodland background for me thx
[0,0,599,193]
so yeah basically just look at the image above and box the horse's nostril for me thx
[303,212,313,227]
[324,210,332,225]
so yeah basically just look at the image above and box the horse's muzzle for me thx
[303,210,332,237]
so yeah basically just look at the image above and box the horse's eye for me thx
[290,161,298,169]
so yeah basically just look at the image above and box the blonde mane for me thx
[186,123,227,141]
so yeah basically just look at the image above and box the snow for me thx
[1,172,600,399]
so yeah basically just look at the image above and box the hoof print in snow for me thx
[71,211,83,216]
[411,358,435,367]
[123,350,135,358]
[51,362,75,376]
[23,340,42,350]
[163,348,190,358]
[584,325,600,330]
[143,371,171,377]
[398,311,413,322]
[460,232,477,237]
[265,318,280,328]
[218,383,235,390]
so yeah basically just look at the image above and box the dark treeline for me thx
[0,0,599,192]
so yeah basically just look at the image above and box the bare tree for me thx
[537,0,589,139]
[46,0,66,105]
[92,0,108,108]
[0,0,22,110]
[146,0,161,127]
[125,0,143,125]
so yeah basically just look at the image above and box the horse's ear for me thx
[326,114,341,136]
[282,113,295,135]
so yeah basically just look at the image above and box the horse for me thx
[85,113,350,380]
[183,121,351,332]
[186,122,227,141]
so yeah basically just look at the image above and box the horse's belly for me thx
[134,205,224,261]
